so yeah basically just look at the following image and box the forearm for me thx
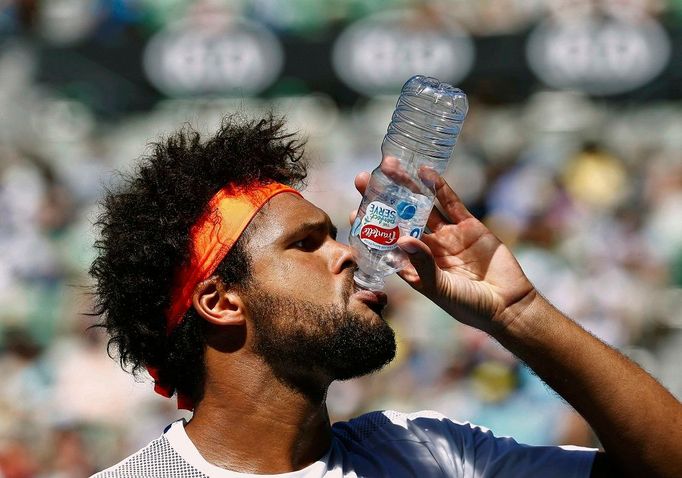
[493,292,682,478]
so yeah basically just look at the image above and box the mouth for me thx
[351,288,388,315]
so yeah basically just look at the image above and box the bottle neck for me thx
[353,270,385,291]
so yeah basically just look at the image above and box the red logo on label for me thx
[360,224,399,246]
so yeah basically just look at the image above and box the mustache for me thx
[342,265,358,304]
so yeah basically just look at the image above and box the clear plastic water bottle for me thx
[349,75,468,290]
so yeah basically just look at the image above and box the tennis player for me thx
[90,115,681,477]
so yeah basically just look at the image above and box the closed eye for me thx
[291,236,319,251]
[285,217,338,250]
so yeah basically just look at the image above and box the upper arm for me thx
[440,418,597,477]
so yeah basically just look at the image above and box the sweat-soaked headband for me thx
[147,182,302,410]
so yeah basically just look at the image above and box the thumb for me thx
[396,237,440,292]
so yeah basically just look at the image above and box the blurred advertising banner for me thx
[527,14,671,95]
[12,4,680,118]
[143,16,284,96]
[331,9,474,95]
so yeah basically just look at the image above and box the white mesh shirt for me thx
[92,433,209,478]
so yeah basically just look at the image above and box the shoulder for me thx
[90,422,207,478]
[332,409,478,443]
[331,410,484,476]
[331,409,481,453]
[332,410,596,478]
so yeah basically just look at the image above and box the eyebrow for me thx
[286,216,338,241]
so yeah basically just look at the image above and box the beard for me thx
[246,281,396,394]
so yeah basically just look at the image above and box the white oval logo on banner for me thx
[527,17,670,95]
[143,18,283,96]
[332,9,474,95]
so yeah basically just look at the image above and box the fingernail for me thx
[398,242,418,254]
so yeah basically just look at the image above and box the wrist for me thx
[490,289,549,341]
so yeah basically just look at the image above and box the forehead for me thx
[246,192,327,248]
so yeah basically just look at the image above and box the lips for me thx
[351,288,388,313]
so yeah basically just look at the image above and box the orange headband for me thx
[148,182,302,410]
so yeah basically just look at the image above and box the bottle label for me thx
[358,201,400,250]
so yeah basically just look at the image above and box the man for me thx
[90,114,681,477]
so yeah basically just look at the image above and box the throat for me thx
[184,381,333,474]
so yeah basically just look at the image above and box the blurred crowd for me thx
[1,0,681,476]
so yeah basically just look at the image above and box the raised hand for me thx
[352,170,536,334]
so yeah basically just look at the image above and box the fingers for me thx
[351,170,473,232]
[349,171,370,226]
[425,204,451,233]
[349,209,358,226]
[414,173,453,232]
[434,175,473,224]
[396,236,440,292]
[380,156,424,194]
[354,171,370,195]
[422,175,475,232]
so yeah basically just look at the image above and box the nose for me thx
[330,239,356,275]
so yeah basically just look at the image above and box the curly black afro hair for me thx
[89,113,308,403]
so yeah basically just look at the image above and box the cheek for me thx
[290,265,335,301]
[256,257,336,301]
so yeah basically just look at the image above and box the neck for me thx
[184,353,333,474]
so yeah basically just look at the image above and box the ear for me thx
[192,277,246,326]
